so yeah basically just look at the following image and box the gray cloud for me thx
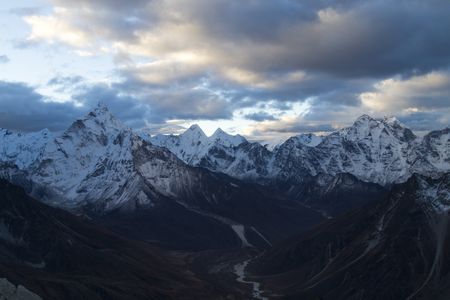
[0,55,10,64]
[93,0,450,76]
[398,111,450,132]
[244,112,277,122]
[0,81,83,131]
[0,81,150,131]
[18,0,450,138]
[48,75,84,86]
[9,6,44,16]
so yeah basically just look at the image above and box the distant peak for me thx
[354,114,374,123]
[212,127,226,136]
[384,116,398,124]
[382,116,408,129]
[89,103,111,117]
[65,103,127,134]
[211,128,246,146]
[183,124,207,138]
[188,124,202,131]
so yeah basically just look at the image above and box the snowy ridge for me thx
[415,174,450,213]
[146,125,260,178]
[148,115,450,186]
[289,115,417,185]
[0,128,52,169]
[0,105,262,213]
[148,125,246,166]
[293,133,323,147]
[1,106,450,214]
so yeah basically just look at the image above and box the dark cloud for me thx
[0,81,83,131]
[266,123,335,134]
[9,6,44,16]
[0,81,151,131]
[72,84,152,128]
[48,75,84,86]
[37,0,450,77]
[0,55,10,64]
[399,111,450,131]
[244,112,277,122]
[143,88,232,121]
[201,0,450,78]
[18,0,450,138]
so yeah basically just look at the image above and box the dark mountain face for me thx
[0,180,226,300]
[249,174,450,300]
[96,174,325,250]
[280,173,388,217]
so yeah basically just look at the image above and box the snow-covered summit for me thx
[291,114,417,185]
[145,114,450,186]
[210,128,246,147]
[293,133,323,147]
[149,124,247,166]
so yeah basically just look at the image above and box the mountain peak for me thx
[294,133,323,147]
[65,104,127,137]
[184,124,207,138]
[179,125,208,148]
[188,124,201,130]
[210,128,245,147]
[212,127,226,136]
[87,103,113,119]
[383,116,400,125]
[354,114,375,124]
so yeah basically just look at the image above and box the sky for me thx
[0,0,449,143]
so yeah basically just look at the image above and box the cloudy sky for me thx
[0,0,449,142]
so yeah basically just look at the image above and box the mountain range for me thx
[1,104,450,299]
[147,114,450,186]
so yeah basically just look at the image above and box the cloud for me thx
[0,81,83,131]
[29,0,450,78]
[16,0,450,139]
[0,55,10,64]
[244,112,277,122]
[48,75,84,87]
[9,6,44,16]
[398,111,450,131]
[361,71,450,112]
[0,81,150,131]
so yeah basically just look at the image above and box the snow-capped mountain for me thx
[0,105,201,210]
[13,105,262,213]
[0,105,322,249]
[274,115,417,185]
[150,115,449,187]
[148,124,210,164]
[411,128,450,177]
[147,125,267,179]
[148,125,246,166]
[0,128,52,169]
[2,108,449,192]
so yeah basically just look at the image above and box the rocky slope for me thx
[0,180,225,299]
[248,173,450,299]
